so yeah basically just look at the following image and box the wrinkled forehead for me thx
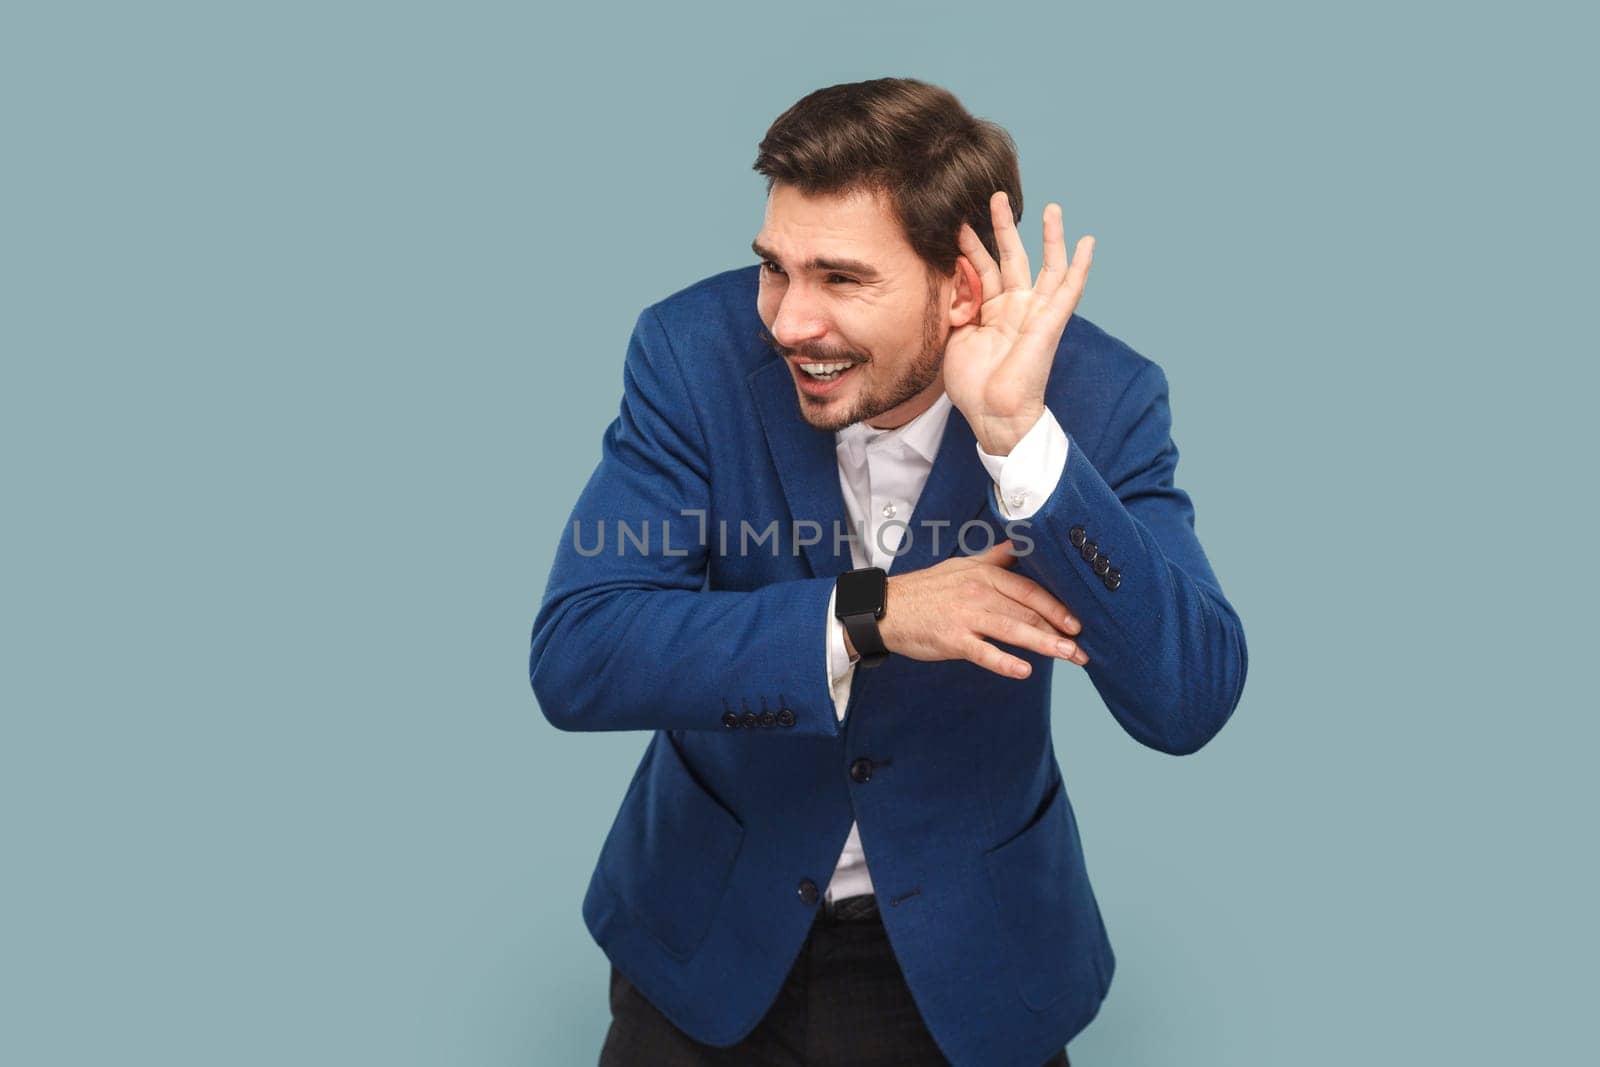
[753,182,922,275]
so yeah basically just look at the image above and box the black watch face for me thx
[837,567,886,619]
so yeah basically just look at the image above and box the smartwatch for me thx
[834,566,889,668]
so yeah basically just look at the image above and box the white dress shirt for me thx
[820,394,1071,903]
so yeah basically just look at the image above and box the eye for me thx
[826,274,857,285]
[760,260,785,277]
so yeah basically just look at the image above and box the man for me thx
[530,78,1248,1066]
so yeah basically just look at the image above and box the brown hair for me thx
[752,78,1022,278]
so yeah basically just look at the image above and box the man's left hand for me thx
[944,191,1094,456]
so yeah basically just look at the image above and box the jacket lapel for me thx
[749,356,994,580]
[748,358,854,580]
[888,406,991,576]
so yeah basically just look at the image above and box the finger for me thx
[1033,203,1067,301]
[989,567,1082,635]
[957,223,1002,304]
[972,602,1083,662]
[990,191,1031,292]
[964,538,1019,568]
[960,634,1034,679]
[983,594,1070,639]
[1049,234,1095,313]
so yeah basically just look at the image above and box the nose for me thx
[770,285,829,349]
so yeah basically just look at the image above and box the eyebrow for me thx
[751,239,882,282]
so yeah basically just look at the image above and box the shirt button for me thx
[881,503,897,519]
[1008,492,1027,510]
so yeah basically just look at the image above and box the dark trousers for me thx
[599,895,1070,1066]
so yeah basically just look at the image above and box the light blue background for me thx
[4,2,1594,1064]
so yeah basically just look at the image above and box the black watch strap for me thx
[835,567,889,669]
[841,610,889,668]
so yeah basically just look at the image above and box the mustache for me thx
[756,328,867,365]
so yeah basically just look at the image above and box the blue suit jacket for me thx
[529,265,1248,1065]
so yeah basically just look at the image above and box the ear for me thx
[948,254,984,328]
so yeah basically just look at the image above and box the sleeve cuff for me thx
[976,407,1071,520]
[825,586,854,722]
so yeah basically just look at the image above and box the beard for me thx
[773,273,947,434]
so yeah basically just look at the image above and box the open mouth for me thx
[799,361,853,382]
[792,359,860,395]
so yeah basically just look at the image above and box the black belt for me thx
[820,893,880,924]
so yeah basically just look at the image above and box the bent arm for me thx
[529,308,840,737]
[1000,363,1249,755]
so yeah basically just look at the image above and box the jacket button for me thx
[1092,556,1111,576]
[759,711,776,728]
[1080,540,1099,562]
[741,712,758,728]
[1069,525,1087,548]
[777,708,797,728]
[850,758,874,783]
[797,879,820,905]
[1103,567,1122,591]
[721,711,739,729]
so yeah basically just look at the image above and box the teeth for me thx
[800,361,853,380]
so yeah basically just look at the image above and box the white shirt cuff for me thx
[825,587,854,722]
[975,407,1071,520]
